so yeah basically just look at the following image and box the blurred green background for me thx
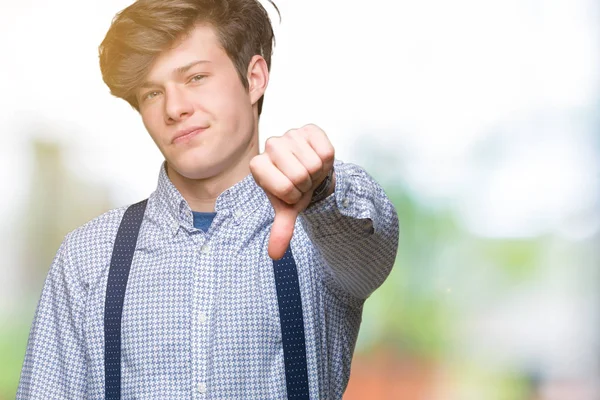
[1,0,599,399]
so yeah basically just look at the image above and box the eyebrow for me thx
[139,60,212,89]
[174,59,211,75]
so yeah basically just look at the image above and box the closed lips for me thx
[173,127,207,143]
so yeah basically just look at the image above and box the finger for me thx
[250,153,303,205]
[266,193,298,260]
[300,125,335,174]
[287,133,325,188]
[265,137,314,195]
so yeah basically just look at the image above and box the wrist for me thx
[309,168,335,205]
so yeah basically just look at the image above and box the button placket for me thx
[193,240,210,398]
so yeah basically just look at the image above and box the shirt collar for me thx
[153,161,267,236]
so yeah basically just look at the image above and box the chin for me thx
[167,155,221,181]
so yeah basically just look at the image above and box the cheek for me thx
[210,78,252,121]
[141,111,163,140]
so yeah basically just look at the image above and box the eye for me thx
[190,74,206,83]
[142,91,161,101]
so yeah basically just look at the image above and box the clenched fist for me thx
[250,124,336,260]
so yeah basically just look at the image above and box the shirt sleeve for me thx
[17,233,88,399]
[300,159,400,302]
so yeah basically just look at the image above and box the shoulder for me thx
[59,203,136,279]
[66,205,129,249]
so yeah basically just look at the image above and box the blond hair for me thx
[99,0,278,114]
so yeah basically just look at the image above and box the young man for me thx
[17,0,399,398]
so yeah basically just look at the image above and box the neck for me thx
[166,133,260,213]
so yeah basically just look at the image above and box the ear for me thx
[247,55,269,106]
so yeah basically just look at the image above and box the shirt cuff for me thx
[301,159,376,238]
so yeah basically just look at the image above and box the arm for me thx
[300,159,400,301]
[17,234,88,399]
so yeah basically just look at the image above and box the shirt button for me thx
[172,222,179,231]
[341,198,349,208]
[197,382,206,394]
[200,244,210,254]
[234,209,243,219]
[198,313,207,324]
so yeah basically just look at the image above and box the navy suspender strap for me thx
[104,199,148,400]
[104,200,310,399]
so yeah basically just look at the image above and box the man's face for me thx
[137,24,263,180]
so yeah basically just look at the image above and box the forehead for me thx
[146,24,227,78]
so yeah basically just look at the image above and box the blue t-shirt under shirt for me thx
[192,211,217,232]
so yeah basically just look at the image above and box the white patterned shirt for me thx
[17,159,399,399]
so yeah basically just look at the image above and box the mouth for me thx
[173,126,208,144]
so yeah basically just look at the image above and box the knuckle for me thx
[265,137,279,152]
[280,181,295,196]
[293,171,311,188]
[285,129,299,138]
[249,156,259,170]
[322,147,335,161]
[308,160,323,175]
[279,182,300,204]
[249,154,264,172]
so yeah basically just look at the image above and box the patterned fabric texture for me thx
[17,159,400,399]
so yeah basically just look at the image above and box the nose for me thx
[164,86,194,124]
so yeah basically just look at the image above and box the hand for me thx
[249,124,335,260]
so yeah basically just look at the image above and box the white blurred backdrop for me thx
[1,0,598,398]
